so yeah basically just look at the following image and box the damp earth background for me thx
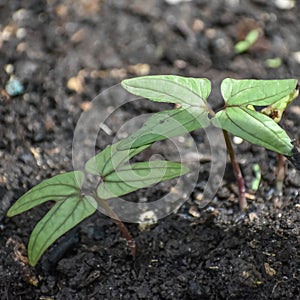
[1,0,300,299]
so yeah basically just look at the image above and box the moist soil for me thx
[1,1,300,299]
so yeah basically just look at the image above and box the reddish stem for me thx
[95,195,136,257]
[276,154,285,194]
[223,130,247,210]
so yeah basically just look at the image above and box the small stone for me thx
[174,59,187,69]
[189,205,201,218]
[80,101,93,112]
[17,42,27,52]
[292,51,300,64]
[67,76,84,93]
[205,28,217,39]
[4,64,14,74]
[274,0,295,10]
[2,25,16,41]
[71,28,86,43]
[5,77,24,96]
[194,192,203,202]
[233,136,243,145]
[192,19,205,32]
[16,28,26,39]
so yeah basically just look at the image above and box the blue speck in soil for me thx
[5,77,24,96]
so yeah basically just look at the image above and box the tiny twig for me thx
[95,194,136,257]
[223,130,247,210]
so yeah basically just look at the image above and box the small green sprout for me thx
[251,164,262,192]
[234,29,260,54]
[265,57,282,69]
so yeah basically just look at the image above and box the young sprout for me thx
[234,29,260,54]
[7,75,300,266]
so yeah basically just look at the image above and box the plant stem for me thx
[274,153,284,208]
[95,194,136,257]
[222,130,247,210]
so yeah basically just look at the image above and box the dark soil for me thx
[1,0,300,299]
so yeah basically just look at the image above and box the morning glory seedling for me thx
[121,76,300,209]
[7,75,300,266]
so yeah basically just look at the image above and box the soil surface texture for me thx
[1,0,300,299]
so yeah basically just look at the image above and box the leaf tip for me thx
[180,164,190,175]
[6,209,14,218]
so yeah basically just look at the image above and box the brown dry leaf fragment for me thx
[194,192,203,202]
[264,262,276,276]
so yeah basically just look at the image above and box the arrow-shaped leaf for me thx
[221,78,298,106]
[117,107,210,151]
[97,161,189,199]
[121,75,211,108]
[7,171,85,216]
[28,194,96,266]
[85,142,150,176]
[212,107,293,156]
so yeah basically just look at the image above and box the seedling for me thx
[234,29,260,54]
[7,76,300,266]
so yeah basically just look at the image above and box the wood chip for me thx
[264,262,276,276]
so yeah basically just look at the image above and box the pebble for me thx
[2,25,15,41]
[233,136,243,145]
[4,64,14,74]
[67,76,84,93]
[16,28,26,39]
[5,77,24,96]
[274,0,295,10]
[292,51,300,64]
[188,205,201,218]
